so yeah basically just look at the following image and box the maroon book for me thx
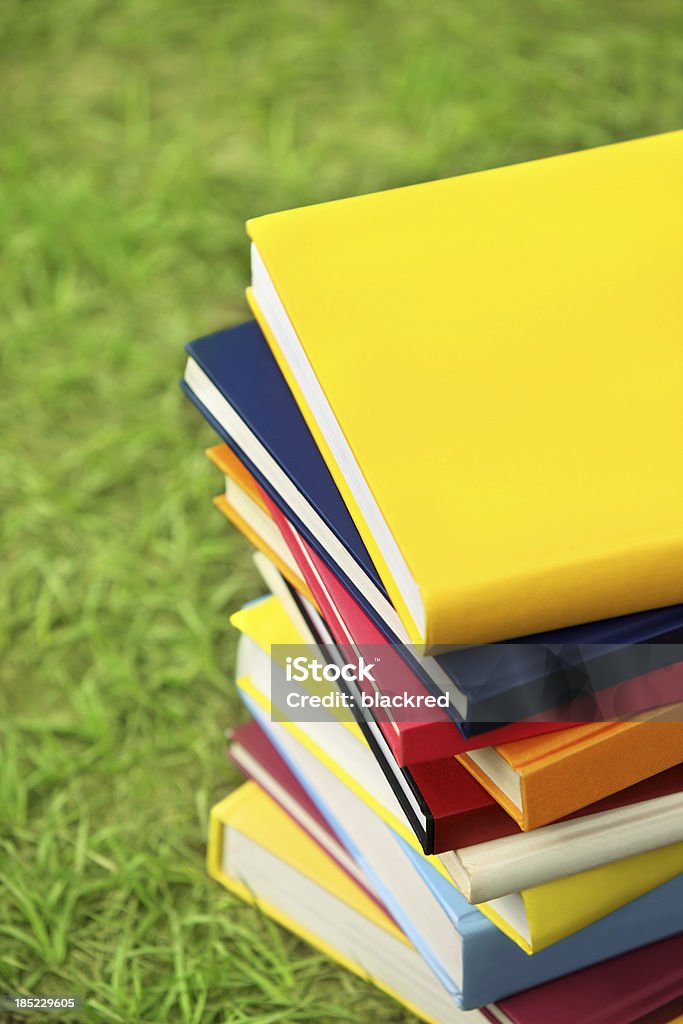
[409,753,683,853]
[485,935,683,1024]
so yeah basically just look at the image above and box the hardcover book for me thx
[459,720,683,829]
[183,321,683,725]
[247,130,683,648]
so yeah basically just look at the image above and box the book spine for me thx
[458,793,683,904]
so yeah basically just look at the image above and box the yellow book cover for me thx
[247,131,683,648]
[231,596,683,954]
[459,721,683,830]
[209,783,466,1024]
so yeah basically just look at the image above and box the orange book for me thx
[206,444,318,606]
[212,494,316,607]
[205,443,268,510]
[458,720,683,830]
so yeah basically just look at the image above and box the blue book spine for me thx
[402,840,683,1010]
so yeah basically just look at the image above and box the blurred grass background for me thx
[1,1,682,1021]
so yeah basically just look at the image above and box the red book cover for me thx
[486,934,683,1024]
[406,737,683,853]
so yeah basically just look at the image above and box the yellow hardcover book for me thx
[230,593,363,733]
[247,130,683,648]
[231,595,683,953]
[208,783,397,935]
[209,783,479,1024]
[211,785,683,1024]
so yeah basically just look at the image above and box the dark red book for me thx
[398,733,683,854]
[486,934,683,1024]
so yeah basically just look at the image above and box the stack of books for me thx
[183,130,683,1023]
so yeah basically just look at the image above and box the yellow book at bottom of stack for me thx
[209,781,483,1024]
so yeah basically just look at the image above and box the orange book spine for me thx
[205,443,269,511]
[520,723,683,829]
[459,722,683,830]
[212,494,318,609]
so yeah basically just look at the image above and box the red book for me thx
[487,935,683,1024]
[403,735,683,854]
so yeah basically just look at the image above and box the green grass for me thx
[1,1,681,1020]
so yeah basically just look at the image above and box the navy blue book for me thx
[182,321,683,726]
